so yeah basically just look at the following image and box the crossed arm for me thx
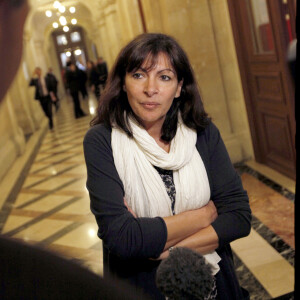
[125,199,219,260]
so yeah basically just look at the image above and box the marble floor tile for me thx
[252,260,294,298]
[59,198,91,215]
[241,173,294,248]
[61,178,89,193]
[29,164,79,176]
[63,164,87,176]
[231,229,294,298]
[14,193,41,207]
[53,222,99,249]
[13,219,73,242]
[26,176,78,191]
[2,215,33,233]
[245,160,295,193]
[22,176,48,188]
[23,194,75,212]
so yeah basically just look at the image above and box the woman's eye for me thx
[132,73,143,79]
[161,75,171,81]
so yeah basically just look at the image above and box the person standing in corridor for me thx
[65,61,86,119]
[46,67,60,111]
[96,56,108,93]
[29,67,56,129]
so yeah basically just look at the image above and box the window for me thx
[70,31,81,43]
[245,0,275,54]
[56,34,68,45]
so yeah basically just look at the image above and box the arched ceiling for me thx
[27,0,100,41]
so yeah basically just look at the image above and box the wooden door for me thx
[228,0,296,179]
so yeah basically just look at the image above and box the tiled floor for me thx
[0,94,295,299]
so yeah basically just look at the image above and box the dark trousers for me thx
[70,91,85,118]
[51,92,60,111]
[39,96,53,129]
[80,85,88,99]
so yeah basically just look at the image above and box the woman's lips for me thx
[141,102,159,109]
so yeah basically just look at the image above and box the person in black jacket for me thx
[46,67,59,111]
[87,60,101,99]
[78,67,89,100]
[84,33,251,299]
[29,67,56,129]
[65,61,86,118]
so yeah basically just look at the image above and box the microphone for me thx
[156,247,216,300]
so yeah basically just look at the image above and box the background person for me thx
[78,67,89,100]
[29,67,56,129]
[87,60,101,99]
[65,61,86,119]
[46,67,60,111]
[84,33,251,299]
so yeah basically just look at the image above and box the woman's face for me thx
[124,53,182,131]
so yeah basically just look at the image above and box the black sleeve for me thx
[199,123,252,249]
[83,125,167,260]
[29,78,37,87]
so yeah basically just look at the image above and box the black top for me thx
[83,122,251,299]
[65,68,82,93]
[29,77,55,100]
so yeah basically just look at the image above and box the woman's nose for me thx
[143,78,158,97]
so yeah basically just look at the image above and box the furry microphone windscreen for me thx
[156,247,215,300]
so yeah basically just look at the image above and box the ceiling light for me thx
[71,18,77,25]
[74,49,82,56]
[69,6,76,13]
[66,51,71,57]
[53,1,60,9]
[45,10,52,17]
[63,26,69,32]
[52,22,59,28]
[58,5,66,13]
[59,16,67,26]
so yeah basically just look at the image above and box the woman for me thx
[84,33,251,299]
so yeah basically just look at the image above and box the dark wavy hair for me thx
[90,33,210,142]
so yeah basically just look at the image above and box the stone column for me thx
[103,0,123,62]
[0,93,26,182]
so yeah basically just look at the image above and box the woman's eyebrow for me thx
[137,67,176,74]
[157,68,176,74]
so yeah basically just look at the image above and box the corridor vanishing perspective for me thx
[0,97,295,300]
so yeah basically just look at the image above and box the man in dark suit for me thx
[29,67,56,129]
[46,67,60,111]
[65,61,86,118]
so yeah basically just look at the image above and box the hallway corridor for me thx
[0,95,295,300]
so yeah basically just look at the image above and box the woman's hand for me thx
[198,200,218,227]
[163,200,218,250]
[124,198,137,218]
[179,200,218,229]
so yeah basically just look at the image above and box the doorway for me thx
[52,26,89,88]
[228,0,296,179]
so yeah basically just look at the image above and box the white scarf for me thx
[111,115,220,274]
